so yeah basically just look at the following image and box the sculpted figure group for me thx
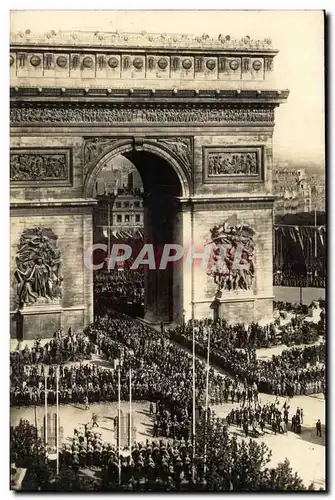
[208,217,255,292]
[14,227,62,307]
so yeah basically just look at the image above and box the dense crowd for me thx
[10,308,324,491]
[10,331,93,366]
[173,319,279,349]
[11,315,229,412]
[169,320,325,397]
[273,266,325,288]
[94,269,144,316]
[11,412,310,492]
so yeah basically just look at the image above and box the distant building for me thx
[93,157,145,242]
[273,166,324,215]
[94,190,144,237]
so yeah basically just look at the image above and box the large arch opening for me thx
[90,146,185,325]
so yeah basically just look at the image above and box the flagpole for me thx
[56,365,59,476]
[314,209,317,260]
[204,327,211,476]
[107,199,111,264]
[192,324,196,482]
[44,367,48,449]
[129,366,132,458]
[118,364,121,487]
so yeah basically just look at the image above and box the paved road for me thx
[274,286,325,305]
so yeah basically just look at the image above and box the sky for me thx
[10,10,325,167]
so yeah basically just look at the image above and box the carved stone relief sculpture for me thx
[10,151,69,181]
[207,215,255,294]
[14,227,63,308]
[208,151,258,176]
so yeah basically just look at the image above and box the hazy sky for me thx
[10,10,325,166]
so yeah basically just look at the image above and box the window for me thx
[117,214,122,223]
[115,202,121,208]
[124,201,130,208]
[135,214,141,223]
[125,214,130,223]
[134,201,141,208]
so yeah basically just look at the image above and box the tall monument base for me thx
[212,295,274,326]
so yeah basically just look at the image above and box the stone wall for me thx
[10,205,93,338]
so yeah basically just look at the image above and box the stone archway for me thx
[10,29,289,338]
[85,138,191,324]
[84,137,191,200]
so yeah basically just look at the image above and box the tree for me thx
[259,459,306,491]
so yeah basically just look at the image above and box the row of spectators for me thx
[273,268,325,288]
[169,320,325,397]
[10,331,93,366]
[94,269,144,317]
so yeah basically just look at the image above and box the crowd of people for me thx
[94,269,144,317]
[169,320,325,397]
[11,408,311,491]
[273,267,325,288]
[11,330,93,366]
[172,318,279,349]
[10,315,226,413]
[10,305,325,491]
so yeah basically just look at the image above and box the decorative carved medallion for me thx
[203,146,263,184]
[30,55,41,67]
[207,215,255,293]
[10,103,275,125]
[206,59,216,70]
[14,227,62,308]
[253,60,262,71]
[133,57,144,69]
[10,149,71,185]
[229,59,239,71]
[157,58,168,70]
[108,57,119,68]
[82,56,94,68]
[56,56,67,68]
[182,58,192,70]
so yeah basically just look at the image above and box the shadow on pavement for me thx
[297,425,326,447]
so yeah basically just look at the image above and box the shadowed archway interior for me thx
[93,150,184,324]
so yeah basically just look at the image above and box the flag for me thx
[289,227,297,243]
[295,226,304,251]
[318,227,324,247]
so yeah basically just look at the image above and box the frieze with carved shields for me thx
[207,215,255,293]
[10,103,275,125]
[14,227,63,308]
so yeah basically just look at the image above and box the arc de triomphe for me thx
[10,30,289,338]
